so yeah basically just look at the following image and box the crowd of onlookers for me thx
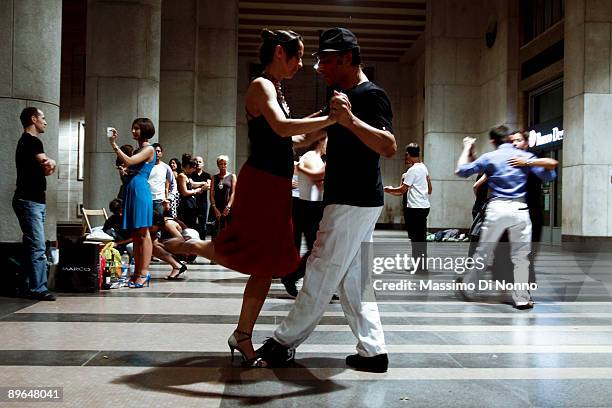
[104,121,236,284]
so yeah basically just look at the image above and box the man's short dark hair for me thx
[109,198,123,215]
[20,107,41,128]
[350,47,362,66]
[152,142,162,151]
[337,48,362,66]
[489,125,511,146]
[405,143,420,157]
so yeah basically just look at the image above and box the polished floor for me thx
[1,231,612,407]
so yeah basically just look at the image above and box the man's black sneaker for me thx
[346,353,388,373]
[256,338,295,367]
[29,291,56,301]
[281,277,298,298]
[515,300,535,310]
[454,276,475,302]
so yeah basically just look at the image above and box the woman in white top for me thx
[282,137,326,297]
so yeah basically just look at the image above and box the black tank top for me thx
[245,101,293,179]
[213,173,233,208]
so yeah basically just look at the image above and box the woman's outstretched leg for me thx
[164,237,216,261]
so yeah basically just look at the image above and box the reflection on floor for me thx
[1,231,612,407]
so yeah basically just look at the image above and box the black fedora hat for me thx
[313,27,359,55]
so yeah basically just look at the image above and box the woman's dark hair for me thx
[115,144,134,167]
[181,153,197,169]
[131,118,155,141]
[259,28,303,66]
[169,157,182,173]
[109,198,123,215]
[153,212,166,228]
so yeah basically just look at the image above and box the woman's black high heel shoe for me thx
[227,330,266,368]
[166,262,187,280]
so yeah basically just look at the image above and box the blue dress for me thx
[122,147,156,230]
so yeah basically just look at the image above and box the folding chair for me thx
[82,208,109,235]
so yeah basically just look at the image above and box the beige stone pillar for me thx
[84,0,161,211]
[421,0,519,229]
[158,0,198,162]
[423,0,485,229]
[0,0,62,241]
[563,0,612,240]
[159,0,237,174]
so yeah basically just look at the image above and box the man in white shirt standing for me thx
[384,143,432,273]
[148,143,175,220]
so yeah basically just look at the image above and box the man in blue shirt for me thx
[455,126,556,309]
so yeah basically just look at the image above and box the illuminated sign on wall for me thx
[528,127,564,148]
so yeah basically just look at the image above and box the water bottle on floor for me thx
[121,252,129,280]
[129,257,135,279]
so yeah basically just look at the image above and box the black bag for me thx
[0,243,28,297]
[56,239,100,293]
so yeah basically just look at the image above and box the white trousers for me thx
[274,204,387,357]
[464,199,532,306]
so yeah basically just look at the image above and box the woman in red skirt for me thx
[166,29,335,367]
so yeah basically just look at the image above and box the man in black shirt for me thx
[190,156,211,239]
[260,28,396,372]
[13,107,57,301]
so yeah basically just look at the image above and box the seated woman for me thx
[150,211,188,280]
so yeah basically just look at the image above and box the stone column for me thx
[196,0,238,172]
[159,0,237,174]
[421,0,518,230]
[158,0,198,162]
[0,0,62,241]
[84,0,161,211]
[563,0,612,240]
[423,0,484,230]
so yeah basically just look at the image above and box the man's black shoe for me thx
[346,353,388,373]
[281,277,298,298]
[256,338,295,367]
[454,276,475,302]
[515,300,534,310]
[29,291,56,301]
